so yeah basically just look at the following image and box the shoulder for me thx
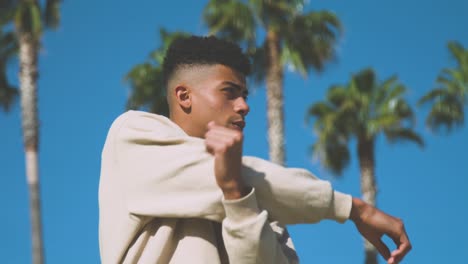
[110,110,186,141]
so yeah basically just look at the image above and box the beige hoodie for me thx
[99,110,352,264]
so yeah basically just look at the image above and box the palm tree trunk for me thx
[357,136,378,264]
[19,31,44,264]
[265,29,285,165]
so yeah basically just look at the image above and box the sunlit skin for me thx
[168,64,250,199]
[168,64,249,138]
[167,63,411,264]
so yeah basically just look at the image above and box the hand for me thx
[205,121,248,199]
[350,198,412,264]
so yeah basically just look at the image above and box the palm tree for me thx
[126,29,189,116]
[0,24,18,112]
[419,41,468,133]
[203,0,342,165]
[0,1,61,263]
[307,68,423,264]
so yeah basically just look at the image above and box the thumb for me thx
[207,121,216,129]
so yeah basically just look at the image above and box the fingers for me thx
[205,122,243,144]
[385,219,411,264]
[388,233,412,263]
[207,122,242,138]
[205,131,234,154]
[205,135,226,154]
[371,238,391,261]
[370,235,411,264]
[205,121,243,155]
[353,203,412,264]
[205,121,245,197]
[207,121,216,129]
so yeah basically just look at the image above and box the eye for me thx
[222,87,238,99]
[223,87,235,93]
[221,86,248,101]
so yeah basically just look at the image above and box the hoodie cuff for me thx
[325,191,353,223]
[222,188,261,223]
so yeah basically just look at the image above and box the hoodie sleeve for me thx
[221,188,300,264]
[111,111,352,224]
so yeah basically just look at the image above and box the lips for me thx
[231,120,246,131]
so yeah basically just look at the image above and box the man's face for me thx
[186,64,249,138]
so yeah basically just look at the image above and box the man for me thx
[99,36,411,264]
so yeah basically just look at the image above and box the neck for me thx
[170,112,204,138]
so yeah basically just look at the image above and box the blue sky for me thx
[1,0,467,263]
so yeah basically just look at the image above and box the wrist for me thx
[350,197,369,223]
[219,181,249,200]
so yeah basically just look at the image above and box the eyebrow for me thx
[222,81,249,97]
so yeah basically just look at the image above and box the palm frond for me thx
[307,67,421,175]
[13,1,43,38]
[283,10,341,73]
[384,127,424,147]
[0,74,18,111]
[425,98,464,133]
[353,68,375,95]
[44,0,61,29]
[367,114,400,135]
[374,75,398,105]
[420,41,468,133]
[326,85,347,107]
[253,0,300,30]
[393,99,415,122]
[312,134,350,176]
[203,0,256,46]
[448,41,465,66]
[306,101,333,120]
[377,80,405,106]
[418,88,447,105]
[125,29,189,117]
[0,25,18,112]
[125,63,168,116]
[281,44,306,76]
[0,30,17,59]
[0,0,17,25]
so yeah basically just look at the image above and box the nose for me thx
[234,97,250,117]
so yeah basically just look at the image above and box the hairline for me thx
[166,62,247,86]
[165,63,247,110]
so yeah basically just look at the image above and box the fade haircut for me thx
[162,35,251,88]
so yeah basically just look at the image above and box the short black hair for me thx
[162,35,251,87]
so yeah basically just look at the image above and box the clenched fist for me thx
[205,121,249,200]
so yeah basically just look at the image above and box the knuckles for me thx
[204,126,244,155]
[233,132,243,142]
[394,218,404,231]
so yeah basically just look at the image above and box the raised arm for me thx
[111,110,351,224]
[205,121,298,263]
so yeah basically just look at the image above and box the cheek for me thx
[192,95,219,123]
[209,101,233,120]
[196,94,227,113]
[192,93,234,125]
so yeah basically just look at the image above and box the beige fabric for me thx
[99,110,352,263]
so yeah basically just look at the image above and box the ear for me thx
[174,85,192,110]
